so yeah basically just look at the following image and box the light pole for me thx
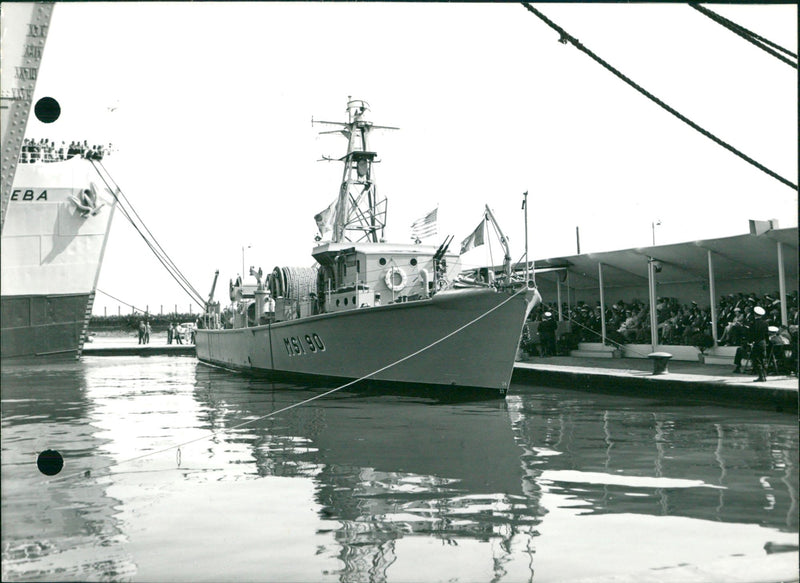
[242,245,251,281]
[651,220,661,246]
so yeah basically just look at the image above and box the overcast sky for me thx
[19,2,798,315]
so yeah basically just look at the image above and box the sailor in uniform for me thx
[750,306,769,382]
[262,291,276,324]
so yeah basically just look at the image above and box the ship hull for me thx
[1,158,115,359]
[196,286,538,391]
[1,293,92,358]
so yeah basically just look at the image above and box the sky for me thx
[15,2,798,316]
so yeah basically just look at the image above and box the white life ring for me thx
[384,266,407,292]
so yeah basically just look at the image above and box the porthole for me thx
[344,297,348,306]
[336,299,340,307]
[352,296,356,305]
[379,257,387,266]
[410,258,418,266]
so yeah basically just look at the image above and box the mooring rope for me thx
[89,160,206,309]
[689,3,797,69]
[95,288,148,315]
[520,2,798,191]
[45,285,532,484]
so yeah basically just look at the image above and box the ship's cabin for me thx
[311,241,461,314]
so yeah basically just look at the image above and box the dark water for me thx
[1,356,797,582]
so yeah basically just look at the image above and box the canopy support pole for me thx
[598,262,607,345]
[707,250,718,346]
[648,259,658,352]
[777,241,788,326]
[556,277,563,321]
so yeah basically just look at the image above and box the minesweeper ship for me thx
[195,99,540,392]
[1,2,117,359]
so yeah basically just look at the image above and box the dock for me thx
[81,334,195,356]
[81,334,796,411]
[513,356,797,412]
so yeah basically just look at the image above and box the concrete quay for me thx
[82,333,195,356]
[513,355,798,412]
[82,332,796,411]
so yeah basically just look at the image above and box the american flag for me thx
[410,207,438,240]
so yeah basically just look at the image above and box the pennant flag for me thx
[314,199,336,239]
[411,207,438,240]
[460,218,485,254]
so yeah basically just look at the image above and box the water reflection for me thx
[191,370,543,582]
[2,357,797,582]
[1,360,135,581]
[506,394,798,532]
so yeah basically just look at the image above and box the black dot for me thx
[34,97,61,124]
[37,449,64,476]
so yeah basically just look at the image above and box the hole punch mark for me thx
[34,97,61,123]
[37,449,64,476]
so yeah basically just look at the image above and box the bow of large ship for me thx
[1,158,117,358]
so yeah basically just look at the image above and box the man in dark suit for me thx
[539,311,558,357]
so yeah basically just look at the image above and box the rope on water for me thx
[45,285,532,484]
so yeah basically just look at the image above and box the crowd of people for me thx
[137,320,196,345]
[522,291,798,375]
[18,138,111,163]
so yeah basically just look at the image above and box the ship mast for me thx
[313,98,397,243]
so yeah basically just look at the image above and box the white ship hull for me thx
[197,286,539,392]
[1,158,116,358]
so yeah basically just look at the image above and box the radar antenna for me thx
[312,98,398,243]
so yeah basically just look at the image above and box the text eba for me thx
[11,189,47,201]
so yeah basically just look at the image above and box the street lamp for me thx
[651,220,661,246]
[242,245,251,281]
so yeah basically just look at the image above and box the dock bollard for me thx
[648,352,672,375]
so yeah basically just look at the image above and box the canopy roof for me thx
[529,227,797,291]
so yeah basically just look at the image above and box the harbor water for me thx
[2,355,798,582]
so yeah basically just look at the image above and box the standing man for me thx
[138,320,145,345]
[539,311,558,357]
[144,321,151,344]
[750,306,769,382]
[263,291,276,324]
[167,322,174,344]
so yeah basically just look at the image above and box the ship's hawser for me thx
[195,99,540,392]
[1,157,116,358]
